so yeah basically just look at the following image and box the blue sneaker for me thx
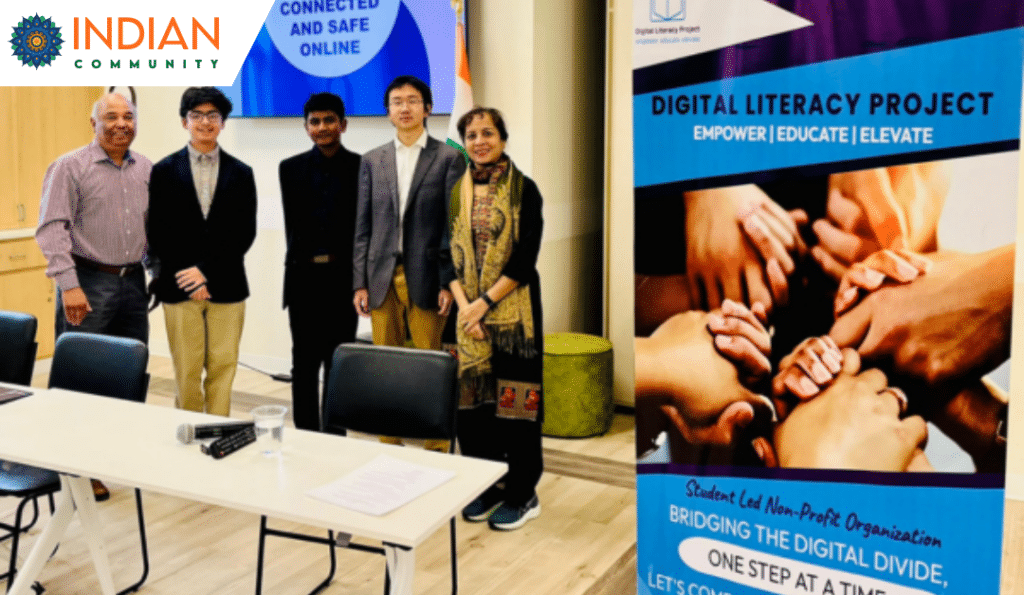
[462,487,504,522]
[487,495,540,531]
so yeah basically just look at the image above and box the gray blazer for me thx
[352,136,466,311]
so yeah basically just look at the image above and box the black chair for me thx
[49,332,150,404]
[0,311,38,386]
[0,311,59,593]
[255,343,460,595]
[47,332,151,595]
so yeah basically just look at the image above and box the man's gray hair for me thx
[91,92,136,120]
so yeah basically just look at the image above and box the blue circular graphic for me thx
[266,0,401,78]
[10,14,62,69]
[237,3,431,117]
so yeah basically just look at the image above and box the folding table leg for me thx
[7,477,77,595]
[115,488,149,595]
[67,476,117,595]
[383,544,414,595]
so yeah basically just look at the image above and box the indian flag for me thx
[446,1,473,161]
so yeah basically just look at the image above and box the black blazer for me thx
[147,147,257,304]
[279,145,361,308]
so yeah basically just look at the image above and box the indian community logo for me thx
[10,14,62,68]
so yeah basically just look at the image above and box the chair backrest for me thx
[323,344,458,442]
[0,311,37,385]
[48,332,149,403]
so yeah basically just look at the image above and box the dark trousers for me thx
[458,403,544,507]
[286,264,357,431]
[55,265,148,343]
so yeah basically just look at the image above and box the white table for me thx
[0,388,506,595]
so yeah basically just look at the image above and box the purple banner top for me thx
[634,0,1024,95]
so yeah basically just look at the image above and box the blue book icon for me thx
[651,0,686,22]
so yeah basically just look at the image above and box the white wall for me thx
[1006,129,1024,499]
[606,0,635,405]
[468,0,605,338]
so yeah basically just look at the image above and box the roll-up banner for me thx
[633,2,1023,595]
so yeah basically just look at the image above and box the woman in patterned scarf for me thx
[442,107,545,531]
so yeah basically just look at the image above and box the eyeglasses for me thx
[187,110,223,124]
[388,98,423,108]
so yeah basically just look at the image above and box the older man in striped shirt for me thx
[36,92,152,345]
[36,92,152,501]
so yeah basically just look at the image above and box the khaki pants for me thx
[163,300,245,417]
[371,264,449,453]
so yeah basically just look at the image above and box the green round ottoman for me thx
[542,332,614,438]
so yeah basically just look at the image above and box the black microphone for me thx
[176,421,255,444]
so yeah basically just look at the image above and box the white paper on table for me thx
[306,454,457,516]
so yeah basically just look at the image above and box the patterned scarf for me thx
[449,158,537,388]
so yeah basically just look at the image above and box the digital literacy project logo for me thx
[650,0,686,22]
[10,14,62,68]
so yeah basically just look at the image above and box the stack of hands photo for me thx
[635,162,1012,473]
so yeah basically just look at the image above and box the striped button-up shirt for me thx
[187,142,219,218]
[36,139,152,291]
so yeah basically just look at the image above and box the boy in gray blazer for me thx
[352,76,465,348]
[352,75,465,450]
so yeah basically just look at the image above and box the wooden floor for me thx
[2,357,637,595]
[9,357,1024,594]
